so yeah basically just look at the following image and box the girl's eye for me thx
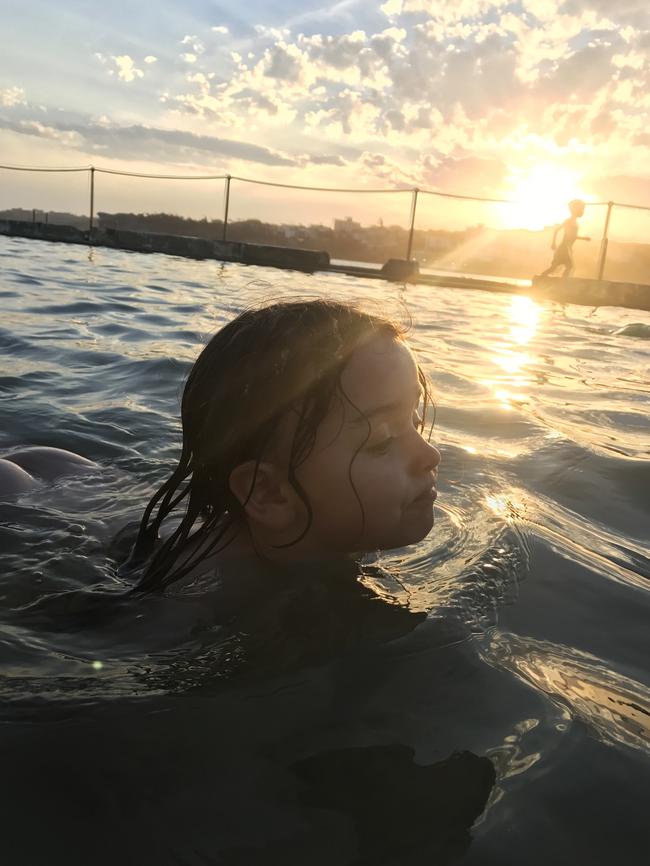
[367,436,394,456]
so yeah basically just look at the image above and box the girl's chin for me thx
[404,512,435,545]
[373,523,435,553]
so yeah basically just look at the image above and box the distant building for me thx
[334,217,363,237]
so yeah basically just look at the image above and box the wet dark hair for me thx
[129,299,432,592]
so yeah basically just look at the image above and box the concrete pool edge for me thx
[2,219,649,313]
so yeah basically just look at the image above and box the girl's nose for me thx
[414,432,441,472]
[425,441,441,471]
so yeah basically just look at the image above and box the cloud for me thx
[419,154,508,194]
[254,25,290,41]
[0,86,26,107]
[0,113,298,167]
[301,30,368,71]
[103,124,297,166]
[113,55,144,82]
[305,89,383,138]
[560,0,649,23]
[381,0,403,15]
[0,117,84,147]
[537,43,617,99]
[302,153,346,166]
[358,151,418,187]
[383,0,511,20]
[95,53,145,82]
[180,35,205,54]
[142,0,648,196]
[7,1,647,201]
[589,173,650,205]
[264,43,305,80]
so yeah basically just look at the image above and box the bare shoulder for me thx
[0,447,98,499]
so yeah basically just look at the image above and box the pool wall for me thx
[2,217,649,311]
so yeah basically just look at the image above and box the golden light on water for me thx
[508,296,540,346]
[483,295,542,410]
[494,350,532,376]
[488,633,650,756]
[485,492,526,520]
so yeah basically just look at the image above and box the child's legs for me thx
[562,251,575,278]
[555,245,573,277]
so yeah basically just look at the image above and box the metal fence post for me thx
[89,166,95,234]
[406,188,419,260]
[222,175,231,241]
[596,201,613,280]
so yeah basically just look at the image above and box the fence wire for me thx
[1,163,649,280]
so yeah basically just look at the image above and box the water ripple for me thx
[0,236,648,791]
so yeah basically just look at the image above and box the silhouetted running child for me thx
[125,299,441,591]
[540,199,591,278]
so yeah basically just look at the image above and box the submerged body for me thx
[0,447,97,497]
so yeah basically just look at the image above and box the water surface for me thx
[1,235,649,865]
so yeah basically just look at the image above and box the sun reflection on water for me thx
[508,296,541,346]
[487,631,650,756]
[485,492,527,521]
[483,295,543,409]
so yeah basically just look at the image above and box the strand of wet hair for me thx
[338,384,372,541]
[154,516,240,591]
[128,447,197,588]
[135,492,207,591]
[137,515,233,592]
[151,445,197,530]
[417,366,436,439]
[135,447,257,590]
[133,443,193,547]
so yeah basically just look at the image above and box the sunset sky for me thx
[1,1,649,238]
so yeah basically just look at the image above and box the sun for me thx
[499,164,589,231]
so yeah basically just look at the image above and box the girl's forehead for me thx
[341,336,418,407]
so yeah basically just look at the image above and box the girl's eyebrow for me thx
[350,389,421,424]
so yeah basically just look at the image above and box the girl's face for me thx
[293,334,440,555]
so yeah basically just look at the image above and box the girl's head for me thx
[569,199,585,217]
[134,299,440,591]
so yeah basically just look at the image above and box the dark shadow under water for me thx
[1,555,504,866]
[2,525,650,865]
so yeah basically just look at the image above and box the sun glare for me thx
[499,164,589,231]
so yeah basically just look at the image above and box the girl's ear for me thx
[228,461,296,530]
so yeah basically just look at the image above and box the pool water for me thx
[1,234,649,865]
